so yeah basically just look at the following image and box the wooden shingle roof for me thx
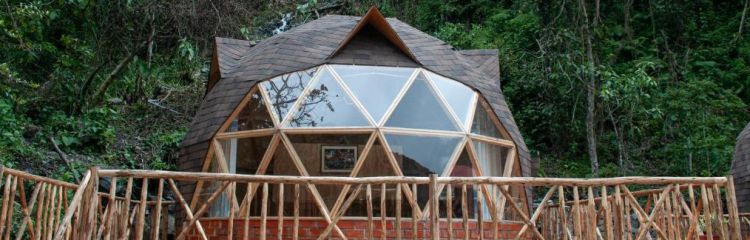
[732,122,750,213]
[181,14,532,179]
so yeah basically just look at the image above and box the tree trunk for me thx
[579,0,600,176]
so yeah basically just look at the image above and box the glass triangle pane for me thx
[385,73,460,131]
[286,69,371,127]
[286,133,370,211]
[384,133,462,176]
[262,143,327,217]
[333,65,412,123]
[471,103,505,139]
[439,149,479,219]
[427,71,475,129]
[346,139,406,217]
[384,133,462,210]
[261,68,316,123]
[227,90,275,132]
[472,140,509,177]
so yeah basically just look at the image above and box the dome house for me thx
[178,7,532,239]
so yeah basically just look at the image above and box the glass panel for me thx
[261,67,316,123]
[287,134,370,210]
[261,143,324,217]
[218,136,272,204]
[385,73,459,131]
[473,140,509,217]
[472,140,508,178]
[286,69,371,127]
[471,103,504,139]
[333,65,413,123]
[437,149,478,219]
[427,71,476,129]
[228,91,275,131]
[384,133,462,209]
[346,139,411,217]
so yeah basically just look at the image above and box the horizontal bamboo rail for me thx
[97,169,728,186]
[0,167,742,240]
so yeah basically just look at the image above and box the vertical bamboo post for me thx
[152,179,163,240]
[104,177,117,240]
[228,182,235,240]
[277,183,284,240]
[712,184,729,239]
[3,175,17,240]
[478,189,484,240]
[492,185,498,240]
[701,184,713,239]
[601,186,613,239]
[726,176,741,240]
[383,183,390,240]
[429,174,439,240]
[412,183,418,240]
[293,184,300,240]
[558,186,568,240]
[135,178,148,240]
[366,184,374,239]
[447,184,453,240]
[260,182,268,240]
[573,186,582,239]
[119,177,133,239]
[462,184,468,240]
[587,186,596,240]
[395,183,401,240]
[0,175,11,238]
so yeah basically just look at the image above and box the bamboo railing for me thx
[0,166,742,240]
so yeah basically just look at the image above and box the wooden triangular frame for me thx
[328,6,420,64]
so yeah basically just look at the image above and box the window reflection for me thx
[471,102,504,139]
[261,68,316,123]
[286,69,371,127]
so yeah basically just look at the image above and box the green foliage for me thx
[0,0,747,180]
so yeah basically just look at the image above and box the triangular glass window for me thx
[286,69,371,127]
[435,149,479,219]
[227,90,275,132]
[286,133,371,210]
[385,73,460,131]
[345,138,410,217]
[471,102,505,139]
[427,72,476,130]
[258,142,328,217]
[260,68,316,123]
[333,65,412,123]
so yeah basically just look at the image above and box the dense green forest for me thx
[1,0,748,181]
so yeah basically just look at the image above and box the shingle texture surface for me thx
[732,122,750,214]
[181,15,532,183]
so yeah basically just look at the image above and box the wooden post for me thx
[135,178,148,240]
[412,183,418,240]
[260,183,268,240]
[573,186,582,239]
[366,184,374,239]
[53,170,92,240]
[446,184,453,240]
[293,184,300,240]
[152,179,164,240]
[228,182,235,240]
[725,176,741,240]
[277,183,284,240]
[461,184,468,240]
[429,174,439,240]
[383,183,390,240]
[558,186,568,240]
[395,183,401,240]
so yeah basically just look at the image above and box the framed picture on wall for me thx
[321,146,358,173]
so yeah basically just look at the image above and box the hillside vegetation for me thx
[1,0,748,182]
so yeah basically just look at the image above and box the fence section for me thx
[0,167,742,240]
